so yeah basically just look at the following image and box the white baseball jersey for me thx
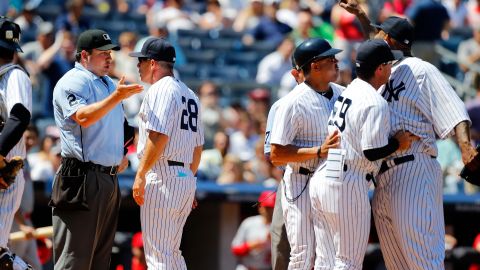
[372,57,470,270]
[0,66,32,247]
[270,82,344,270]
[310,78,390,270]
[137,76,204,270]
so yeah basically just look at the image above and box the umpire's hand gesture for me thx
[114,76,143,100]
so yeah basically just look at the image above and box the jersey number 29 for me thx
[329,96,352,132]
[180,96,198,132]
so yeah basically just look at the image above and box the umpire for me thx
[50,29,143,270]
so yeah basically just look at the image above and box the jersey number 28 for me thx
[329,96,352,132]
[180,96,198,132]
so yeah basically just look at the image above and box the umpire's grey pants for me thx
[271,180,290,270]
[52,170,121,270]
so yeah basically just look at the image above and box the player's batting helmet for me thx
[0,16,23,52]
[293,38,342,70]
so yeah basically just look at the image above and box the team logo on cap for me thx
[103,34,111,41]
[5,30,13,40]
[404,39,410,44]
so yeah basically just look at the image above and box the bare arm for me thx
[270,130,340,164]
[71,76,143,127]
[455,120,477,164]
[132,131,169,206]
[339,0,375,38]
[190,145,203,174]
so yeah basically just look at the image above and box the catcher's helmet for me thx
[293,38,342,70]
[0,16,22,53]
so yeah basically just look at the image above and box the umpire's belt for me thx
[379,154,415,174]
[88,162,118,175]
[167,160,185,167]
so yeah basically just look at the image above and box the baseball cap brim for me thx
[128,51,147,58]
[318,48,343,57]
[0,40,23,53]
[96,43,120,51]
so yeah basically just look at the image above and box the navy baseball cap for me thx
[371,16,414,47]
[0,16,23,52]
[76,29,120,53]
[294,38,342,70]
[356,39,396,69]
[129,37,176,63]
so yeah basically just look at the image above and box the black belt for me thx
[298,167,313,175]
[167,160,185,167]
[379,154,415,174]
[88,162,118,175]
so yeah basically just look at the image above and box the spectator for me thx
[465,73,480,144]
[290,9,335,45]
[467,0,480,28]
[443,0,469,30]
[55,0,91,36]
[244,137,272,184]
[113,31,140,84]
[378,0,412,22]
[233,0,265,32]
[131,232,146,270]
[198,130,230,181]
[228,111,261,162]
[149,0,195,35]
[470,232,480,270]
[14,2,44,44]
[256,37,295,86]
[198,81,224,149]
[198,0,233,30]
[231,191,275,270]
[406,0,450,67]
[458,26,480,88]
[244,1,292,47]
[27,126,59,183]
[246,88,270,123]
[217,154,245,184]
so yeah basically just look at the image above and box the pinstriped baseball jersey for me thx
[137,75,203,270]
[270,82,344,171]
[0,67,32,247]
[270,82,344,270]
[310,78,390,270]
[372,57,469,270]
[137,76,204,164]
[379,57,470,158]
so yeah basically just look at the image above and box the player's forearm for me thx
[455,121,472,148]
[0,103,31,156]
[190,145,203,174]
[137,132,169,176]
[73,93,123,127]
[270,144,318,163]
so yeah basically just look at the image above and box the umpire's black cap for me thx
[293,38,342,70]
[356,39,396,70]
[129,37,176,63]
[76,29,120,53]
[0,16,23,53]
[371,16,414,47]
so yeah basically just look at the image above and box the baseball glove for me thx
[460,146,480,186]
[0,156,24,189]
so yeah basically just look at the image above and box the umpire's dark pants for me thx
[52,168,121,270]
[271,180,290,270]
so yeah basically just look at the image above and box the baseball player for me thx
[309,39,415,270]
[0,17,33,269]
[130,37,204,270]
[370,17,476,270]
[270,38,343,270]
[265,54,304,270]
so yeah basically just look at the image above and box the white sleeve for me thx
[361,100,390,150]
[423,64,470,138]
[264,102,278,154]
[270,99,302,146]
[144,84,177,136]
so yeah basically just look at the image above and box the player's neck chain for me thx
[305,82,333,100]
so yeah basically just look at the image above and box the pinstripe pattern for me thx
[271,82,344,270]
[0,67,31,247]
[373,57,467,270]
[310,78,390,269]
[137,76,204,269]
